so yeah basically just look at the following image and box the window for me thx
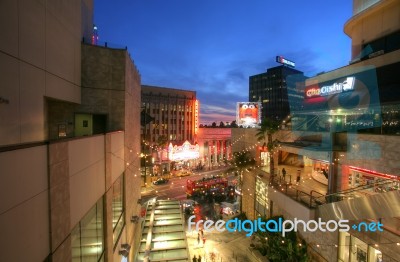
[112,175,125,248]
[361,31,400,60]
[386,31,400,53]
[71,198,104,262]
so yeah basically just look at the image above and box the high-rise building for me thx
[0,1,141,261]
[249,65,304,121]
[140,85,198,182]
[141,85,198,145]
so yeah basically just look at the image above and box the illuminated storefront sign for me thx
[236,102,261,128]
[194,100,199,134]
[349,166,400,181]
[168,141,199,161]
[305,77,355,99]
[276,56,295,68]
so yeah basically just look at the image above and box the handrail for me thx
[268,173,325,208]
[313,179,397,205]
[261,167,398,209]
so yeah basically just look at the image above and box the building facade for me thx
[240,0,400,261]
[249,65,305,122]
[197,128,232,170]
[0,1,141,261]
[140,85,198,181]
[141,85,197,145]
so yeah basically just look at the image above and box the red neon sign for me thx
[349,166,400,181]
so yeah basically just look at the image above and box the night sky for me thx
[95,0,352,124]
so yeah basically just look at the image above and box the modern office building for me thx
[249,65,305,122]
[0,1,142,261]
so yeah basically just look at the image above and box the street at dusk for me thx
[1,1,400,262]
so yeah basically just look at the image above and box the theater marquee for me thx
[168,141,200,161]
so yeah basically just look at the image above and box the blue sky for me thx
[95,0,352,124]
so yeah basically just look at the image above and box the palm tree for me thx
[256,118,280,179]
[156,135,168,175]
[230,151,256,212]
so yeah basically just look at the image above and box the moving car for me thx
[176,170,192,177]
[153,178,169,185]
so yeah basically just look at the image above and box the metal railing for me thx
[312,179,398,206]
[267,173,325,209]
[264,168,399,209]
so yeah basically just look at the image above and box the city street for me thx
[140,167,235,203]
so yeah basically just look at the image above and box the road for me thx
[140,168,236,204]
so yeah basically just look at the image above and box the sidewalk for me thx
[186,223,252,262]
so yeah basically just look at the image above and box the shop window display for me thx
[338,232,384,262]
[348,170,399,194]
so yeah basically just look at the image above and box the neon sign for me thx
[276,56,295,68]
[168,141,200,161]
[305,77,355,99]
[194,100,199,134]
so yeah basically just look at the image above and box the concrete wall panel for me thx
[0,0,18,56]
[0,53,20,145]
[19,0,46,68]
[111,131,125,185]
[69,135,105,175]
[0,145,48,214]
[0,191,50,262]
[20,63,46,143]
[69,136,106,228]
[269,188,316,221]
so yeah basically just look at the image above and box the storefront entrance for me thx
[338,232,383,262]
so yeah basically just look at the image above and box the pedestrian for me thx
[193,255,197,262]
[282,168,286,180]
[198,254,202,262]
[203,237,206,245]
[197,233,200,245]
[296,169,301,184]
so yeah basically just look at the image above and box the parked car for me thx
[153,178,169,185]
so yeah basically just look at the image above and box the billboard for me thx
[236,102,261,127]
[286,65,381,133]
[276,56,295,68]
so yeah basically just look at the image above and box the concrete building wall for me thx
[345,0,400,60]
[242,170,257,220]
[0,0,85,146]
[48,140,71,261]
[110,131,125,185]
[81,44,127,131]
[339,133,400,175]
[0,145,50,262]
[272,199,338,262]
[69,135,106,229]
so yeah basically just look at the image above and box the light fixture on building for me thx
[121,243,131,251]
[119,249,129,257]
[131,215,140,223]
[119,243,131,257]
